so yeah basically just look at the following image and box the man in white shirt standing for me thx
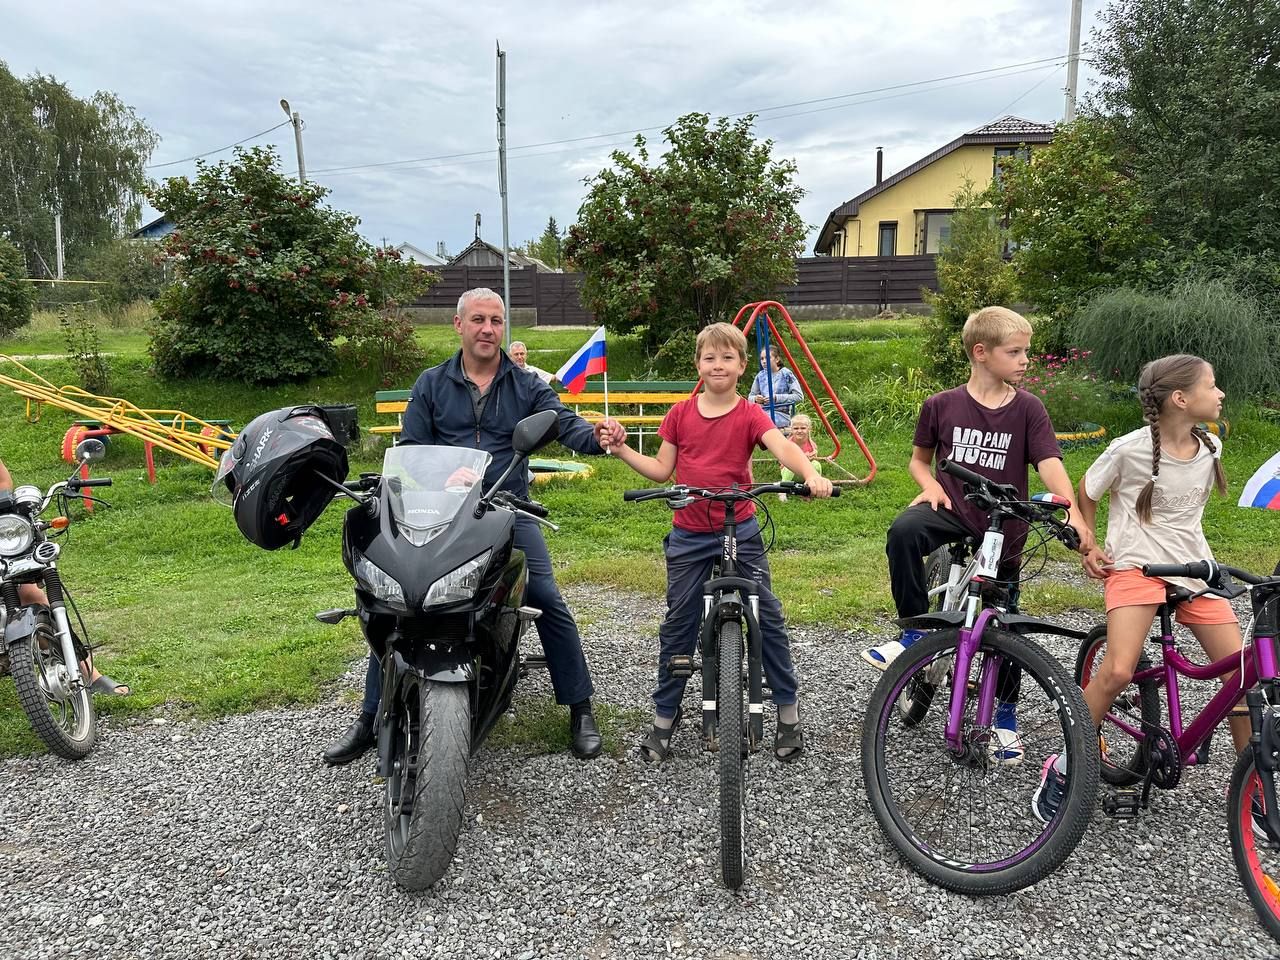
[509,341,556,384]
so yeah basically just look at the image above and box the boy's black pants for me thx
[886,503,1022,702]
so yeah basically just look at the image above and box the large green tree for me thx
[520,215,565,270]
[0,234,35,335]
[0,62,158,275]
[1090,0,1280,257]
[150,147,434,384]
[990,118,1163,321]
[565,113,805,352]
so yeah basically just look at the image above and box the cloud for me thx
[4,0,1104,256]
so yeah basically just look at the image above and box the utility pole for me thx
[496,41,511,347]
[279,98,307,183]
[54,210,64,280]
[1064,0,1083,121]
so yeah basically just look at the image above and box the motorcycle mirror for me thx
[511,410,559,456]
[315,608,356,625]
[75,438,107,463]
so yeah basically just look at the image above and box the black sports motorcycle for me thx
[315,410,560,890]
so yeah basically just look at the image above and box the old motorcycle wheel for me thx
[384,677,471,891]
[8,613,96,759]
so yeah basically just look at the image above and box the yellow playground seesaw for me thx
[0,355,236,483]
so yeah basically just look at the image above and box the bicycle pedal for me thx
[1101,788,1143,820]
[666,655,699,679]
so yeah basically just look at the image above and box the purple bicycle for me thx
[861,459,1100,894]
[1074,559,1280,941]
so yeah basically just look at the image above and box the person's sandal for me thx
[775,714,804,762]
[638,706,683,763]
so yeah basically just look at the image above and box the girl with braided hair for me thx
[1032,354,1247,823]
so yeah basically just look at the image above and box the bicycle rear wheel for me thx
[1074,624,1162,787]
[718,619,746,890]
[1228,745,1280,943]
[862,627,1099,895]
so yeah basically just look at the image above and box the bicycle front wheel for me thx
[1228,745,1280,943]
[862,627,1099,895]
[718,619,746,890]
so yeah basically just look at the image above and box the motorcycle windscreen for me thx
[383,446,492,536]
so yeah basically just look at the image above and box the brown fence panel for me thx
[413,256,938,316]
[534,272,597,325]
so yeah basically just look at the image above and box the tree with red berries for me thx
[149,147,433,384]
[565,114,805,354]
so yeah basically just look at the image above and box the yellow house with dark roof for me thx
[814,116,1055,258]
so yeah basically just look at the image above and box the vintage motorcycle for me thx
[2,438,112,759]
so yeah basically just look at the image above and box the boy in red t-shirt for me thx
[599,322,833,763]
[860,307,1091,763]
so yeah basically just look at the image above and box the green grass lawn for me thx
[4,311,1280,755]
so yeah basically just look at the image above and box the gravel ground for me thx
[2,576,1275,959]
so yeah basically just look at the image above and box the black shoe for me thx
[323,714,375,766]
[570,709,602,760]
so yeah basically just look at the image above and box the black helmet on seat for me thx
[214,405,349,550]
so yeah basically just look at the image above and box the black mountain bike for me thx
[624,480,840,890]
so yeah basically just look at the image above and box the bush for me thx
[836,366,939,428]
[148,147,433,385]
[922,181,1017,384]
[0,236,35,335]
[1074,277,1276,397]
[76,239,168,313]
[58,306,109,393]
[335,246,432,387]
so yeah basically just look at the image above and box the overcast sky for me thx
[5,0,1104,257]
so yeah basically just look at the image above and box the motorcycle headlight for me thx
[353,552,406,609]
[424,550,491,610]
[0,515,35,557]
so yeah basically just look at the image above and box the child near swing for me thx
[778,414,823,501]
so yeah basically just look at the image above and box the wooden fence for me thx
[412,255,937,325]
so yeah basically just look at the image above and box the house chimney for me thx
[474,213,482,240]
[876,147,883,185]
[437,241,447,257]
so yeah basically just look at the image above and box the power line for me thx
[994,63,1067,117]
[313,61,1071,180]
[145,120,292,169]
[308,53,1081,177]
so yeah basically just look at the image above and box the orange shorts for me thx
[1103,568,1237,625]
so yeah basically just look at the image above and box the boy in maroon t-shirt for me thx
[860,307,1091,761]
[599,322,832,764]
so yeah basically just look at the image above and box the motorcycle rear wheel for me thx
[384,677,471,891]
[8,614,96,760]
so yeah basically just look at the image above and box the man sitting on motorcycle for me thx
[0,457,130,696]
[322,287,627,764]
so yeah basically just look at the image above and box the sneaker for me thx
[861,629,929,671]
[989,700,1024,766]
[1032,754,1068,824]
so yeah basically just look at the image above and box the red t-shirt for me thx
[659,396,776,533]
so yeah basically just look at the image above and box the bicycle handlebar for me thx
[69,478,112,489]
[622,481,841,503]
[1143,560,1273,587]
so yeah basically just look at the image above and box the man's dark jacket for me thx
[400,350,603,498]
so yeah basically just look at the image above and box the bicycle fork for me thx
[700,580,765,751]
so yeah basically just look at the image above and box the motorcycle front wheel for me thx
[384,677,472,891]
[8,613,96,759]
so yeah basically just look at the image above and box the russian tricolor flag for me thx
[555,325,608,395]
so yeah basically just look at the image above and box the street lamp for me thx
[280,98,306,183]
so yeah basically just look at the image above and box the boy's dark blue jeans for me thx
[653,516,798,718]
[361,515,595,716]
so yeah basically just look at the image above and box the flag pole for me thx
[602,340,611,452]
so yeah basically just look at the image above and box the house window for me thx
[993,146,1030,185]
[922,211,954,254]
[878,222,898,257]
